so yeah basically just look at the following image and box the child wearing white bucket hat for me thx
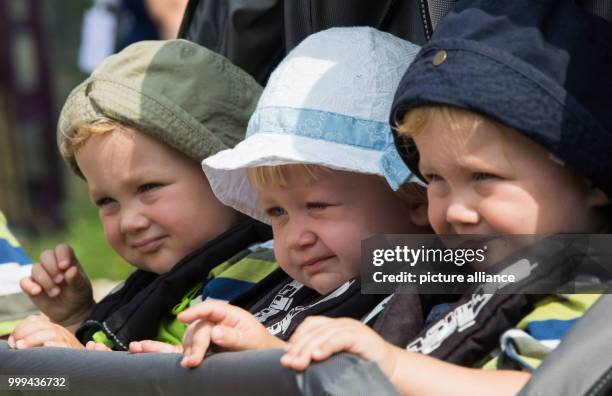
[175,27,431,369]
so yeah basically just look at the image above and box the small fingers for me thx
[281,329,335,371]
[129,340,182,354]
[282,319,357,371]
[61,247,90,291]
[30,262,60,298]
[305,330,351,362]
[11,316,72,349]
[209,325,244,350]
[181,320,212,368]
[64,265,88,289]
[13,328,57,349]
[128,341,143,353]
[178,303,213,324]
[288,316,332,343]
[280,348,313,371]
[10,315,49,341]
[85,341,111,351]
[40,249,64,285]
[178,300,241,326]
[19,276,42,296]
[55,244,77,271]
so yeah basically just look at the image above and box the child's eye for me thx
[138,183,161,194]
[424,173,444,183]
[473,172,499,181]
[266,207,287,217]
[95,197,115,207]
[307,202,329,210]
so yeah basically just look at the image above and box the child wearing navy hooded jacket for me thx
[280,1,612,394]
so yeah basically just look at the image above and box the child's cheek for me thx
[427,199,448,234]
[479,196,535,234]
[100,215,123,255]
[272,234,292,273]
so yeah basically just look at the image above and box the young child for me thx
[9,39,279,351]
[169,27,432,368]
[280,1,612,394]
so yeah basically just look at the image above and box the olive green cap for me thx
[58,39,262,176]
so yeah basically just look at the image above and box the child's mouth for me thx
[301,255,334,273]
[132,236,167,253]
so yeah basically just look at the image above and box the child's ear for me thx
[408,201,429,227]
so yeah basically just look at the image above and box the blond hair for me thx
[59,118,129,161]
[247,164,330,189]
[396,105,484,140]
[395,105,521,173]
[247,163,426,205]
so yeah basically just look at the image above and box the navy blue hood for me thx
[391,0,612,197]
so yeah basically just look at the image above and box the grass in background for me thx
[18,1,132,281]
[21,175,132,281]
[13,1,136,282]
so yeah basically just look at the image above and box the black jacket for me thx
[178,0,611,86]
[76,219,272,350]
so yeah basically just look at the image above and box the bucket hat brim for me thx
[203,131,420,223]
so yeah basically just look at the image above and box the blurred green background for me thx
[3,0,185,283]
[3,0,131,281]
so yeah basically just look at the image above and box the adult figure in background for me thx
[0,0,63,236]
[178,0,611,85]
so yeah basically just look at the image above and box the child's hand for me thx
[178,300,285,368]
[20,244,95,329]
[281,316,397,376]
[8,314,84,349]
[129,340,183,354]
[85,341,112,352]
[84,341,113,352]
[285,318,532,396]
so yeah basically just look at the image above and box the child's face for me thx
[413,114,607,235]
[257,167,425,294]
[75,128,239,274]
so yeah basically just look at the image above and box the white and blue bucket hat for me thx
[202,27,422,223]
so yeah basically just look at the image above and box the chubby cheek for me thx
[342,260,361,280]
[319,226,361,278]
[427,197,450,234]
[479,197,536,234]
[151,202,200,253]
[337,241,361,278]
[100,215,125,256]
[272,232,299,278]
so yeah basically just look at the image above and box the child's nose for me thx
[445,197,480,228]
[120,205,150,234]
[286,218,317,250]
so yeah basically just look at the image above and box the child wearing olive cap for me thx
[11,39,277,352]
